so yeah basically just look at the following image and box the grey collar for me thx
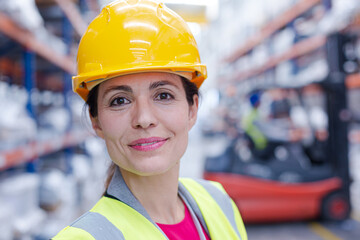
[106,167,154,222]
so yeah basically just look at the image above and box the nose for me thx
[132,97,158,129]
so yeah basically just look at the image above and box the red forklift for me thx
[204,34,354,223]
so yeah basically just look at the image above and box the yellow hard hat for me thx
[73,0,207,101]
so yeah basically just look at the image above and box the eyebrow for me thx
[103,85,132,97]
[102,80,179,97]
[149,80,180,90]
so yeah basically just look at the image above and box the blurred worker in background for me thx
[241,91,271,159]
[268,88,306,143]
[53,0,247,239]
[242,89,306,160]
[268,88,291,119]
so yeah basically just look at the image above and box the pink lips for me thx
[129,137,168,152]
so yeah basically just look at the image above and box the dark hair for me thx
[87,85,99,118]
[86,76,199,192]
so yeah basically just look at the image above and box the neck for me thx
[120,166,184,224]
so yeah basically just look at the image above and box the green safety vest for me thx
[242,108,267,150]
[53,169,247,240]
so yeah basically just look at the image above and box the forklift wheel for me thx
[321,191,350,221]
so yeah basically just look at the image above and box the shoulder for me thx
[179,178,230,200]
[53,201,126,240]
[52,211,98,239]
[180,178,227,191]
[52,200,107,240]
[52,224,95,240]
[52,211,112,240]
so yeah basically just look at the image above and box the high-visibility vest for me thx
[53,176,247,240]
[242,108,267,150]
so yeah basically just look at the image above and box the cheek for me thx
[98,111,128,138]
[161,105,191,132]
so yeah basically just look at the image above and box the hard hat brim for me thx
[73,64,207,101]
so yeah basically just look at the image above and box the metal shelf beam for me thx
[224,0,322,63]
[54,0,88,37]
[0,12,76,74]
[223,35,326,83]
[0,131,91,171]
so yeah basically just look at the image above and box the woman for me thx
[53,0,247,239]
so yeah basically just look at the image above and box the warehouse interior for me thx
[0,0,360,239]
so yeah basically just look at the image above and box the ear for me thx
[90,114,105,139]
[188,95,199,130]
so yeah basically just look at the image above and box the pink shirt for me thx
[157,204,210,240]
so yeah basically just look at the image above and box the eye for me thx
[155,92,174,101]
[110,97,130,106]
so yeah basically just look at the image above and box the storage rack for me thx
[223,0,323,63]
[0,0,98,172]
[0,131,90,171]
[220,0,360,89]
[0,12,75,74]
[223,35,327,83]
[53,0,87,37]
[219,0,360,143]
[216,0,360,219]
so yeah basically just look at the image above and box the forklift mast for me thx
[324,33,352,207]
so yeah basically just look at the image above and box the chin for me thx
[130,161,178,177]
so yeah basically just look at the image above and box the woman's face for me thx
[91,72,198,176]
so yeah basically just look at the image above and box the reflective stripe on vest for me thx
[72,212,125,240]
[90,197,168,239]
[180,178,244,240]
[197,180,242,239]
